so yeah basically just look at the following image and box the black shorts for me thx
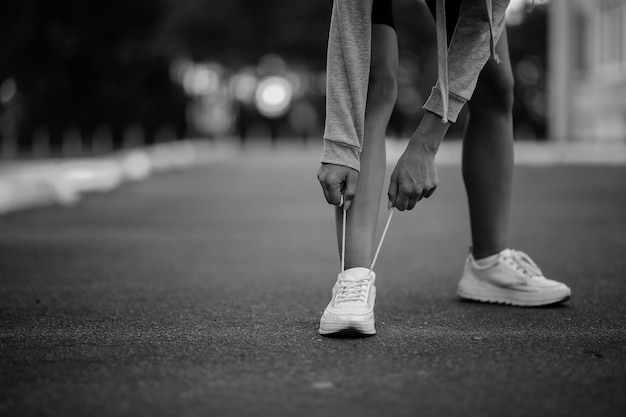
[329,0,396,30]
[372,0,395,30]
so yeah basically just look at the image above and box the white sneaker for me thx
[319,267,377,336]
[457,249,571,306]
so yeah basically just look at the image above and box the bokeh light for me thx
[0,78,17,104]
[254,76,293,118]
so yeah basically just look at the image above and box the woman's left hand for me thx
[387,148,438,211]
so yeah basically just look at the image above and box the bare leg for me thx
[463,30,515,259]
[336,24,398,269]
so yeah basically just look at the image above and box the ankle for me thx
[473,253,499,267]
[343,262,372,271]
[471,246,506,261]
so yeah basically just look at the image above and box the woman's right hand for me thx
[317,163,359,211]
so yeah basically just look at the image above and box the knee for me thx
[470,67,515,114]
[368,68,397,107]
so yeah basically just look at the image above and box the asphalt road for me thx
[1,146,626,417]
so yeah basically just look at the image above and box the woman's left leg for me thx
[338,22,398,269]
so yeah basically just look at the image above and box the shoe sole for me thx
[457,282,571,307]
[319,319,376,336]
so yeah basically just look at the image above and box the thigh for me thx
[370,23,398,77]
[470,29,514,105]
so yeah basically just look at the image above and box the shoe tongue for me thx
[341,267,372,281]
[498,248,513,258]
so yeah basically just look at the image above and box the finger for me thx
[387,173,399,209]
[319,180,332,205]
[327,181,343,206]
[395,182,412,211]
[424,185,437,198]
[407,194,420,210]
[395,197,408,211]
[415,187,425,202]
[317,171,332,204]
[343,171,358,211]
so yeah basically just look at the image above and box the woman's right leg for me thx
[337,23,398,269]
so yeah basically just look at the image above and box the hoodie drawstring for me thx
[340,196,394,274]
[485,0,502,64]
[435,0,449,123]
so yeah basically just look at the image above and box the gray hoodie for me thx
[321,0,511,172]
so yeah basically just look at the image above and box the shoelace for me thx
[335,197,394,304]
[504,250,543,279]
[340,196,394,273]
[335,278,370,304]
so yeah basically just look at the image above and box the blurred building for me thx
[549,0,626,142]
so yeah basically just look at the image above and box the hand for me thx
[387,148,438,211]
[317,163,358,211]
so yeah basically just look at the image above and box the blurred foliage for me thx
[160,0,438,70]
[0,0,187,147]
[160,0,332,69]
[508,7,549,139]
[0,0,549,151]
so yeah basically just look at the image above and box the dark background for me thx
[0,0,548,153]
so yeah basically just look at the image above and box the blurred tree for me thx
[160,0,438,70]
[507,4,549,139]
[160,0,548,139]
[0,0,187,152]
[160,0,332,69]
[0,0,550,151]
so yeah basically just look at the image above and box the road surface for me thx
[2,146,625,416]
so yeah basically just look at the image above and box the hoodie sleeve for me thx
[320,0,373,172]
[423,0,511,123]
[321,0,511,170]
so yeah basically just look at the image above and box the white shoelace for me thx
[335,278,371,304]
[504,250,543,279]
[335,197,394,304]
[339,196,394,274]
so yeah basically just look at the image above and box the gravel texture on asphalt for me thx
[1,148,625,417]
